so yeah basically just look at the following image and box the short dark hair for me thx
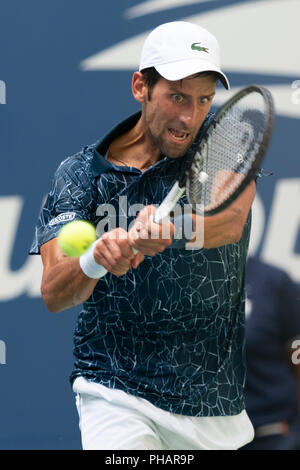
[140,67,220,100]
[140,67,161,100]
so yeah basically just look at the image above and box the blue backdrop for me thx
[0,0,299,449]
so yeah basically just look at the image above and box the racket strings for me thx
[188,91,268,213]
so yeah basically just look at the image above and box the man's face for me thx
[142,74,217,159]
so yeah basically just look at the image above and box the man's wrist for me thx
[79,239,107,279]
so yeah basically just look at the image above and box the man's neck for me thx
[107,117,161,172]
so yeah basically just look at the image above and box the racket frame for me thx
[188,84,275,216]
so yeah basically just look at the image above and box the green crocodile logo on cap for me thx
[191,42,209,53]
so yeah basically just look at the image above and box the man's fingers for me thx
[129,207,174,255]
[131,252,144,269]
[93,230,137,276]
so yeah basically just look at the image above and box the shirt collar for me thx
[91,112,141,177]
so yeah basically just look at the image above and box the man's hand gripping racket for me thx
[95,84,275,278]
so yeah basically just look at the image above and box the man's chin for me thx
[163,136,196,159]
[164,146,191,159]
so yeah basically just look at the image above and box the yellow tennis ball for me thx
[58,220,97,257]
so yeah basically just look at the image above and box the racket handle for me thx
[153,182,186,223]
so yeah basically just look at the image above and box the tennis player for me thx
[30,22,256,450]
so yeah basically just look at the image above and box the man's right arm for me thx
[41,238,98,313]
[40,228,141,313]
[40,212,174,314]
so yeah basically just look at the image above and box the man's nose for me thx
[179,103,198,128]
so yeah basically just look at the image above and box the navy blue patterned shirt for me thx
[30,111,251,417]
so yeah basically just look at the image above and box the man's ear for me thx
[132,72,148,103]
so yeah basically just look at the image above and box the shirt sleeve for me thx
[29,154,96,254]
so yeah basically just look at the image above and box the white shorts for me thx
[73,376,254,450]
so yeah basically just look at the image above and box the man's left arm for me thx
[129,180,256,253]
[190,180,256,248]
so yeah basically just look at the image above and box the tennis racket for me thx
[153,84,274,222]
[96,84,274,277]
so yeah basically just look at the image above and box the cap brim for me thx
[155,60,230,90]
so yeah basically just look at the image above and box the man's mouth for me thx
[168,128,190,142]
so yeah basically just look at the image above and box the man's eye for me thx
[172,94,184,103]
[199,97,209,105]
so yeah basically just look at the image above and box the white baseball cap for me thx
[139,21,229,89]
